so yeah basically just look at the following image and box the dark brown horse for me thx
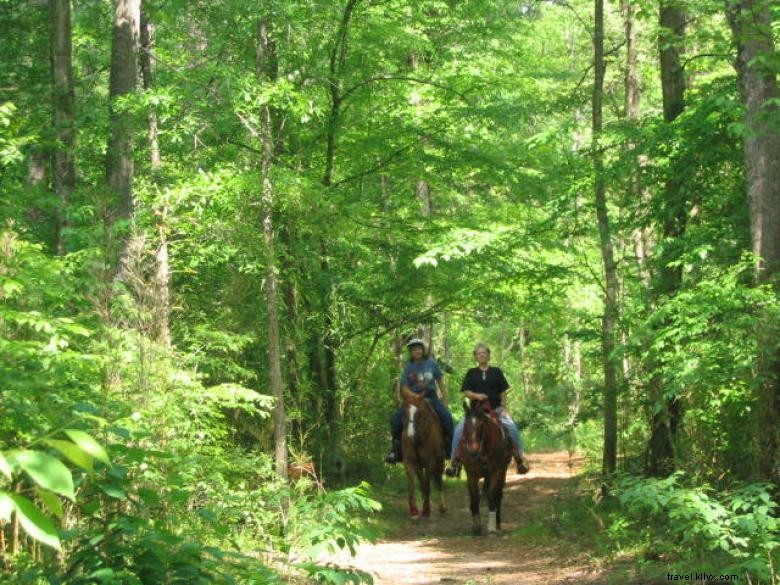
[460,399,512,534]
[401,396,447,519]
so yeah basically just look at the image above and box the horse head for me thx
[462,399,499,462]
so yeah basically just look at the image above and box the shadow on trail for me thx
[337,452,608,585]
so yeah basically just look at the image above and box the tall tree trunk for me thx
[647,0,687,477]
[140,9,160,169]
[727,0,780,484]
[140,5,170,348]
[106,0,139,231]
[257,15,287,480]
[593,0,619,477]
[51,0,75,256]
[316,0,359,483]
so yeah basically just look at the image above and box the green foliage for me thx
[617,474,779,580]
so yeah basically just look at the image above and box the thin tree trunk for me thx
[317,0,360,483]
[140,9,160,169]
[106,0,139,226]
[727,0,780,484]
[593,0,618,477]
[51,0,75,256]
[258,15,287,480]
[140,5,170,348]
[647,0,687,477]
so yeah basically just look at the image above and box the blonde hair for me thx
[473,342,491,357]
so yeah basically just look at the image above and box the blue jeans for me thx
[390,397,454,441]
[450,407,523,459]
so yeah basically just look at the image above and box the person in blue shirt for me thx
[384,338,455,464]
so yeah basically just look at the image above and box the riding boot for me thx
[514,448,530,474]
[445,457,461,478]
[384,438,403,465]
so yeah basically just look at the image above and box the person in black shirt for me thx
[445,342,530,476]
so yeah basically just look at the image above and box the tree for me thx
[593,0,619,476]
[727,0,780,484]
[647,0,687,477]
[106,0,140,233]
[51,0,75,256]
[257,14,287,479]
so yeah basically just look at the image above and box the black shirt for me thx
[460,366,510,410]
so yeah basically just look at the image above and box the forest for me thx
[0,0,778,583]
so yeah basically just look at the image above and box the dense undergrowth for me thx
[0,229,380,584]
[511,468,779,584]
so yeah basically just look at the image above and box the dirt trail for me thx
[328,452,613,585]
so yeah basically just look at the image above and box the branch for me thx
[681,53,730,71]
[341,75,473,103]
[331,142,416,187]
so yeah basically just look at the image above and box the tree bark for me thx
[140,9,160,169]
[106,0,140,225]
[139,5,170,348]
[258,15,287,480]
[727,0,780,484]
[647,0,687,477]
[316,0,360,483]
[593,0,619,477]
[51,0,75,256]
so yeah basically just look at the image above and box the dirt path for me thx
[328,452,615,585]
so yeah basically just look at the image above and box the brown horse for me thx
[401,396,447,519]
[460,399,512,534]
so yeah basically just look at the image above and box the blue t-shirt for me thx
[401,358,443,395]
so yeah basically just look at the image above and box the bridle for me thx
[463,400,503,463]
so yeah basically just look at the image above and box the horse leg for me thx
[467,472,481,535]
[404,462,420,519]
[433,459,446,514]
[495,471,507,531]
[485,475,497,534]
[487,467,507,534]
[421,466,432,517]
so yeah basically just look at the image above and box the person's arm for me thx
[461,370,488,402]
[400,384,419,401]
[497,369,510,413]
[436,377,448,405]
[464,390,488,401]
[499,391,509,415]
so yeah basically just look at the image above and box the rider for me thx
[446,342,530,477]
[385,338,455,465]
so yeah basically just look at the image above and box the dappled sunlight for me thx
[320,452,615,584]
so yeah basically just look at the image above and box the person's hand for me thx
[475,393,488,402]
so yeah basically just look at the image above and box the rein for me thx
[463,400,503,461]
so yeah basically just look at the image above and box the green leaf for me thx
[100,484,126,499]
[0,492,14,521]
[0,451,11,478]
[36,487,63,519]
[10,494,60,550]
[44,439,94,472]
[64,429,111,466]
[10,450,75,501]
